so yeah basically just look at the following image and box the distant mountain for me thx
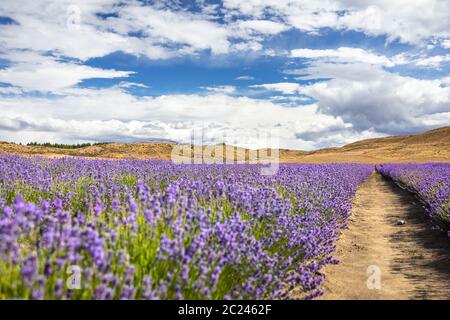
[1,126,449,163]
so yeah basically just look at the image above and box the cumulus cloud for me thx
[250,83,302,95]
[201,85,236,94]
[0,0,282,62]
[0,1,144,61]
[117,82,150,89]
[0,86,356,149]
[0,116,27,131]
[223,0,450,45]
[291,47,395,66]
[0,51,133,92]
[236,20,289,35]
[414,54,450,69]
[1,0,448,64]
[235,76,255,81]
[117,4,231,55]
[0,1,449,149]
[291,46,450,70]
[287,61,450,134]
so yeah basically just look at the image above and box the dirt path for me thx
[321,173,450,300]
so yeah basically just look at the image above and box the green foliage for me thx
[26,142,110,149]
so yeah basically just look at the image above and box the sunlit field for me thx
[0,155,372,299]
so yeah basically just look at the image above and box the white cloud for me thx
[117,5,231,55]
[336,1,450,44]
[442,39,450,49]
[0,87,25,95]
[0,1,449,149]
[1,0,448,65]
[415,54,450,68]
[0,0,448,69]
[0,0,272,63]
[289,60,450,134]
[0,116,26,131]
[236,20,288,35]
[117,81,150,89]
[235,75,255,81]
[201,85,236,94]
[442,77,450,85]
[0,1,145,61]
[291,47,395,66]
[0,87,356,149]
[250,83,301,94]
[291,47,450,69]
[0,51,133,92]
[223,0,450,45]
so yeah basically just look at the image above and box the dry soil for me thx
[321,173,450,299]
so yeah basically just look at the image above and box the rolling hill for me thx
[1,126,449,163]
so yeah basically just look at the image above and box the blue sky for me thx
[0,0,449,149]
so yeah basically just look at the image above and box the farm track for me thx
[320,173,450,300]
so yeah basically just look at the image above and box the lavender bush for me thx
[376,163,450,232]
[0,155,372,299]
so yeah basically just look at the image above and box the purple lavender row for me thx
[0,155,372,299]
[376,163,450,233]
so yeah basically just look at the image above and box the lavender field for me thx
[0,155,372,300]
[376,163,450,233]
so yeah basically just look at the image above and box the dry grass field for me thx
[1,126,449,163]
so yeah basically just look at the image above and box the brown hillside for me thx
[1,126,449,163]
